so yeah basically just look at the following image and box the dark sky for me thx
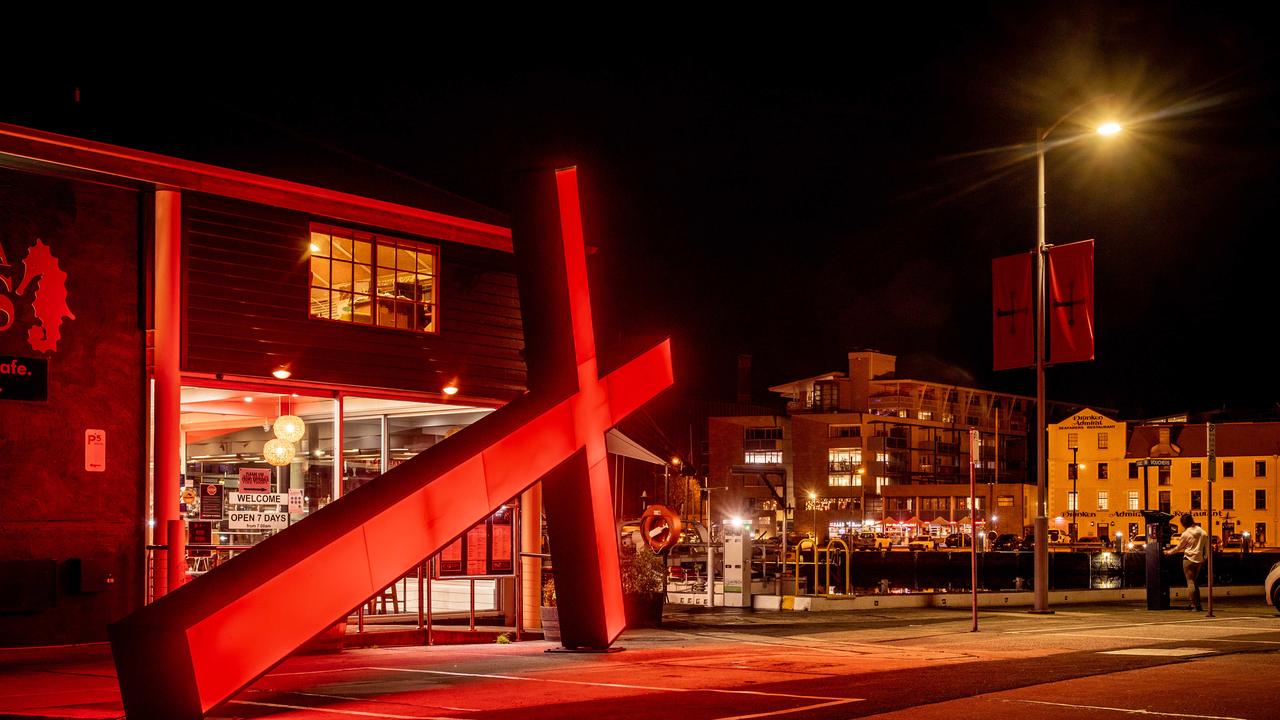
[5,5,1279,421]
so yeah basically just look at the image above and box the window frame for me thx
[308,223,440,334]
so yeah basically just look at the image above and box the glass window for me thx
[828,448,862,486]
[1097,491,1108,510]
[1128,490,1140,510]
[1067,432,1079,449]
[1223,461,1234,478]
[1191,490,1201,510]
[1223,489,1234,510]
[1191,462,1201,478]
[1067,492,1078,511]
[1129,462,1138,479]
[1158,490,1171,513]
[309,223,438,333]
[828,424,860,438]
[1258,489,1267,509]
[1098,462,1108,480]
[997,495,1015,507]
[745,450,783,464]
[1097,432,1108,449]
[1256,460,1267,478]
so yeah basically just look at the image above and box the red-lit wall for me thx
[0,168,145,645]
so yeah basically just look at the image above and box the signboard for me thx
[288,488,304,513]
[228,510,289,531]
[0,356,48,401]
[238,468,272,492]
[435,505,516,578]
[188,520,213,557]
[227,492,286,506]
[1057,409,1117,431]
[1136,458,1172,467]
[198,483,224,520]
[181,488,197,506]
[84,428,106,472]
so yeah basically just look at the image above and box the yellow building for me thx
[1048,409,1280,547]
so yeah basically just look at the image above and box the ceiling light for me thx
[272,366,292,380]
[442,384,459,396]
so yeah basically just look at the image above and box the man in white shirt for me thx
[1165,513,1209,611]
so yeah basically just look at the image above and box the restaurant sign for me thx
[0,355,47,401]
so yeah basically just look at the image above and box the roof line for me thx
[0,122,512,252]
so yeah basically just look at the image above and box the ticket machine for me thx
[723,520,753,607]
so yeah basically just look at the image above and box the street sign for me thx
[84,429,106,472]
[1136,458,1171,467]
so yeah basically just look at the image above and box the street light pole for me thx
[1030,102,1122,615]
[1071,445,1079,543]
[1033,129,1051,613]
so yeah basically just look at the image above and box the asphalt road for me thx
[5,599,1279,719]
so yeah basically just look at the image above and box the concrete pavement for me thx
[3,598,1278,719]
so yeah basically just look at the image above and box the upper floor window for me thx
[1097,432,1109,449]
[828,424,860,438]
[309,224,438,333]
[1256,460,1267,477]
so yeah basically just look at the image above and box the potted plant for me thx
[539,576,561,643]
[621,544,666,628]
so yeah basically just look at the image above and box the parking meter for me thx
[1141,510,1174,610]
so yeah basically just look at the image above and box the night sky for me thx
[5,5,1279,422]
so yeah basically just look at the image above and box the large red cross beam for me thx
[109,167,674,719]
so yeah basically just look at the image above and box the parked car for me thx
[907,535,937,551]
[858,532,893,551]
[993,534,1022,551]
[1224,533,1244,549]
[1265,561,1280,609]
[944,533,972,549]
[1126,535,1148,552]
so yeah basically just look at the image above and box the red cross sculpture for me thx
[109,167,674,719]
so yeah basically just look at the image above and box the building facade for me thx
[709,351,1050,541]
[1048,409,1280,547]
[0,123,529,645]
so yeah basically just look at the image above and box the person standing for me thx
[1165,513,1210,611]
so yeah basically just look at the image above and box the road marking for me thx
[288,691,481,713]
[367,666,863,703]
[1099,647,1214,657]
[268,666,379,677]
[229,699,455,719]
[1052,633,1280,645]
[713,698,863,719]
[991,697,1249,719]
[1005,616,1274,634]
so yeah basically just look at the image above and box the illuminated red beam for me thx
[110,167,673,719]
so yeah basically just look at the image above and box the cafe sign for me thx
[0,355,47,401]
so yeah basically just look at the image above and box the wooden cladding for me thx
[182,194,526,401]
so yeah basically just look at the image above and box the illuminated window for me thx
[1067,432,1079,449]
[744,450,782,464]
[309,224,438,333]
[828,448,862,486]
[1067,492,1078,511]
[1127,491,1139,510]
[1097,432,1108,449]
[997,495,1015,508]
[1096,491,1108,510]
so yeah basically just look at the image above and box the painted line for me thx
[367,666,863,703]
[713,698,861,719]
[1099,647,1214,657]
[990,697,1249,720]
[1005,616,1275,635]
[229,699,455,719]
[1050,633,1280,645]
[289,691,481,713]
[268,666,380,677]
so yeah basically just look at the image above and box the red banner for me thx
[992,252,1033,370]
[1047,240,1095,364]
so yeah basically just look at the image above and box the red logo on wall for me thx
[0,238,75,353]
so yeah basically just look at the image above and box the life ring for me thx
[640,504,683,553]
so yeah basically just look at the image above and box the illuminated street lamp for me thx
[809,491,819,541]
[1032,102,1123,613]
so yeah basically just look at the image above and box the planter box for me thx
[624,592,664,628]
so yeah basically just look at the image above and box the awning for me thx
[606,429,666,465]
